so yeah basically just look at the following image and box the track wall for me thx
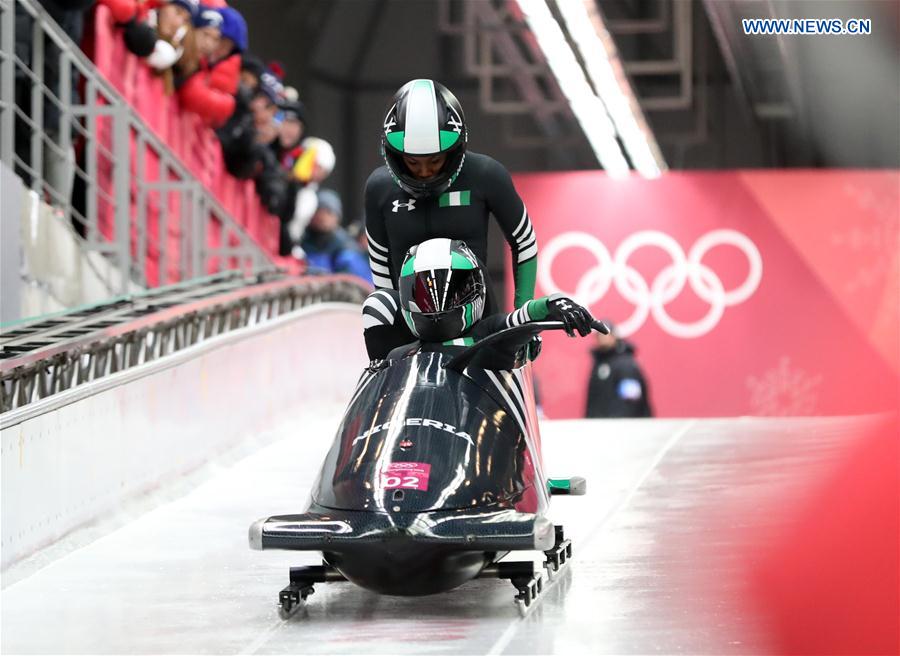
[1,304,365,570]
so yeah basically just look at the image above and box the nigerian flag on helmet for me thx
[398,238,486,343]
[381,79,468,198]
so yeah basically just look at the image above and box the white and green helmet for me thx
[382,79,467,199]
[398,238,485,342]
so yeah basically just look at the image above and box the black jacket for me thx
[363,152,538,311]
[216,85,260,179]
[585,341,653,418]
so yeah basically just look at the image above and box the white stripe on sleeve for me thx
[511,205,529,238]
[517,242,538,263]
[366,229,389,254]
[368,247,389,264]
[373,290,398,312]
[370,261,391,275]
[516,225,535,246]
[372,273,394,289]
[364,297,395,324]
[363,313,387,329]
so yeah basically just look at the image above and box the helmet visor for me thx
[407,269,483,314]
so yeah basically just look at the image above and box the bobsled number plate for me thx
[381,462,431,491]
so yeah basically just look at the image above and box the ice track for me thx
[1,412,867,654]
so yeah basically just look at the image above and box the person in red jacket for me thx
[175,5,235,127]
[207,6,246,96]
[192,5,222,59]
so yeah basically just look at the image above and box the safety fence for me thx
[0,272,371,415]
[87,3,286,268]
[0,0,277,293]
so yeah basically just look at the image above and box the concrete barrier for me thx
[1,303,365,570]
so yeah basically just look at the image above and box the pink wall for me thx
[511,170,899,418]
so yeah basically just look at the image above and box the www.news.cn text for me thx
[742,18,872,36]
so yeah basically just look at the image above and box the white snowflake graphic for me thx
[746,357,823,416]
[832,182,900,296]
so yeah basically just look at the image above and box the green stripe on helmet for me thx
[386,131,405,152]
[401,255,416,277]
[439,130,460,150]
[450,251,476,270]
[463,301,473,330]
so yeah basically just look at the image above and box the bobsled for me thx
[249,320,599,614]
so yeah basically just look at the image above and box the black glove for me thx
[547,294,593,337]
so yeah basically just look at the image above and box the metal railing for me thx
[0,0,273,293]
[0,272,372,414]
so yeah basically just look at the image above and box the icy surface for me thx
[1,414,867,654]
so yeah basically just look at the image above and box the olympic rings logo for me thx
[538,229,763,338]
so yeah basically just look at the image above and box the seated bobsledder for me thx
[251,237,603,616]
[365,237,594,368]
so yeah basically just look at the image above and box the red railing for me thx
[86,5,289,284]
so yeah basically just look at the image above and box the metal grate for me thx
[0,272,372,414]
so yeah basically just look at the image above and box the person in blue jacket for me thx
[300,190,373,283]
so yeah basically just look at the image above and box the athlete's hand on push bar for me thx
[591,319,610,335]
[547,294,597,337]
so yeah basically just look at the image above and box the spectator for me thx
[207,6,246,95]
[192,6,221,59]
[585,322,653,418]
[211,7,246,61]
[107,0,198,77]
[274,98,307,172]
[18,0,333,267]
[300,190,373,283]
[175,6,236,127]
[346,220,367,253]
[291,136,334,185]
[283,136,336,254]
[216,52,266,180]
[155,0,197,41]
[245,70,291,215]
[251,70,282,145]
[239,53,265,93]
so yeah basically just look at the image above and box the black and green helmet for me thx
[398,238,485,343]
[382,79,467,199]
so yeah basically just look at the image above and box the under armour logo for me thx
[392,199,416,213]
[447,112,463,134]
[383,104,397,131]
[557,300,572,311]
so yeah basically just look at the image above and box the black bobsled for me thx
[249,320,601,614]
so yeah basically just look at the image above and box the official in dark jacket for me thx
[585,324,653,418]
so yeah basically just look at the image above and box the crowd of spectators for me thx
[14,0,371,282]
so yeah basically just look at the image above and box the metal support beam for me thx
[628,0,693,111]
[112,102,131,292]
[0,0,16,164]
[29,16,44,192]
[606,0,670,35]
